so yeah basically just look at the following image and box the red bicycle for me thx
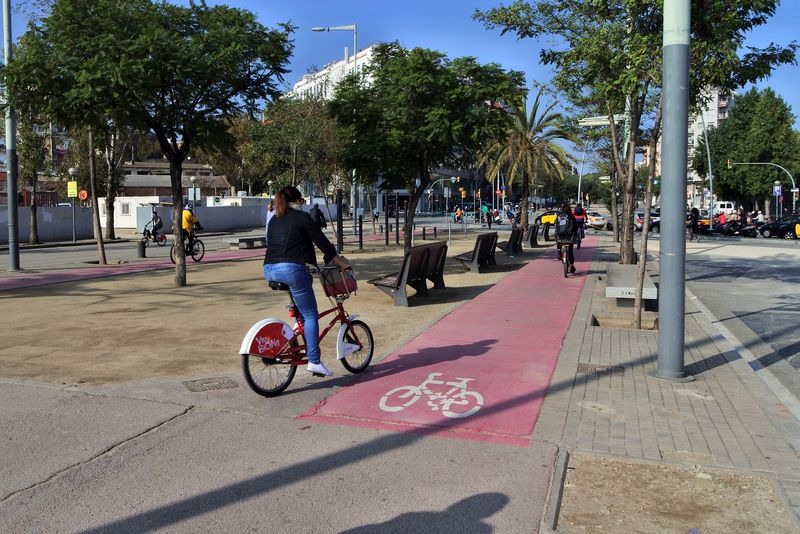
[239,265,374,396]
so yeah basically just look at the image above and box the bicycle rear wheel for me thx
[340,320,374,373]
[156,233,167,247]
[242,351,298,397]
[191,239,205,262]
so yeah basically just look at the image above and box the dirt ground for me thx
[558,452,797,533]
[0,236,531,386]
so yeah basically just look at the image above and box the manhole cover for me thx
[576,363,624,376]
[183,377,238,392]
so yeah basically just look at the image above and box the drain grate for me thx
[576,363,625,376]
[183,377,239,392]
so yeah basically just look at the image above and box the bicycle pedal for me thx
[311,372,325,378]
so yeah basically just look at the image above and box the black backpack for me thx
[555,214,574,238]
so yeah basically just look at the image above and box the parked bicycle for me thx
[170,227,205,263]
[239,265,374,396]
[141,220,167,247]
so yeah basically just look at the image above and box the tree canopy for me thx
[3,0,294,285]
[328,42,526,248]
[693,87,799,209]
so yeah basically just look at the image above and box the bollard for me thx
[137,239,146,258]
[379,224,383,234]
[358,216,363,250]
[422,227,426,240]
[433,227,437,239]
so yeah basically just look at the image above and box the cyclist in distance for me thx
[573,202,586,239]
[181,205,202,251]
[263,186,350,377]
[555,203,579,274]
[150,210,163,241]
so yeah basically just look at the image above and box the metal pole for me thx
[577,143,588,205]
[699,110,714,229]
[71,200,76,242]
[4,0,20,270]
[653,0,693,382]
[336,188,343,253]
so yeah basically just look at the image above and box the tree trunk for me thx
[765,197,772,222]
[610,165,620,243]
[88,131,107,265]
[169,159,187,287]
[620,139,637,264]
[634,97,662,329]
[29,171,40,244]
[104,196,116,240]
[403,169,430,251]
[521,171,531,234]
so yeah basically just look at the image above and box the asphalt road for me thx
[682,236,800,395]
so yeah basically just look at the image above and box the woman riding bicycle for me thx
[263,186,350,377]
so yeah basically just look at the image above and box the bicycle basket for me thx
[320,267,358,297]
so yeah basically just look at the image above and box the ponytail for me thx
[274,186,303,217]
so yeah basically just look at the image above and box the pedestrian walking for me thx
[310,203,327,230]
[688,207,700,242]
[265,200,275,240]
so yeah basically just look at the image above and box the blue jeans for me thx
[263,263,321,364]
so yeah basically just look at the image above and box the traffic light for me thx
[456,176,461,182]
[477,190,481,199]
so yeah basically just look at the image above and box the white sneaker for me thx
[307,361,334,377]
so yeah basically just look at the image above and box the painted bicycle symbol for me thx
[378,372,484,418]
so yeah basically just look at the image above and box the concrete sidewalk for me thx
[535,239,800,532]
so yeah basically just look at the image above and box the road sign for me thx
[773,185,782,196]
[444,187,450,197]
[67,181,78,198]
[78,190,88,201]
[501,185,507,191]
[496,189,502,195]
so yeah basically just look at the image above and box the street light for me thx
[313,23,358,234]
[68,167,79,242]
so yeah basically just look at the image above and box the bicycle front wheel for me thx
[170,243,178,264]
[340,319,374,373]
[242,352,297,397]
[142,236,150,248]
[191,239,205,262]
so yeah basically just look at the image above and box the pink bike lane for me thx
[301,238,597,446]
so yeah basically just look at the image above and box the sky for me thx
[10,0,800,147]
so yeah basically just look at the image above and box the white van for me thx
[714,201,736,215]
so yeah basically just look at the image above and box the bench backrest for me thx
[404,245,430,284]
[510,227,523,245]
[478,232,497,261]
[410,241,447,278]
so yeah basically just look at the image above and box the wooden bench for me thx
[229,236,267,250]
[496,227,524,255]
[367,246,431,307]
[412,240,448,290]
[453,232,497,273]
[605,263,658,308]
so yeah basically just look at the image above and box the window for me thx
[121,203,130,216]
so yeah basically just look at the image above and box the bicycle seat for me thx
[268,281,290,291]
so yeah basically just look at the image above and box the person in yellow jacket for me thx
[181,205,202,250]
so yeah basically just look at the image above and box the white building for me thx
[288,45,375,100]
[687,87,736,207]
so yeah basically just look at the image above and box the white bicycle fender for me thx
[240,318,295,357]
[336,316,360,360]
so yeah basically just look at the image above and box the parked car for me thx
[534,210,560,225]
[634,210,661,232]
[586,211,608,230]
[758,215,799,238]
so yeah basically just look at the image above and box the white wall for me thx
[0,206,94,244]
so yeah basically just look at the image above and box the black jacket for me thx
[310,205,327,228]
[264,207,337,268]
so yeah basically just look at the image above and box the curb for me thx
[542,447,570,532]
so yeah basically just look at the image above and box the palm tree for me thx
[479,89,576,230]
